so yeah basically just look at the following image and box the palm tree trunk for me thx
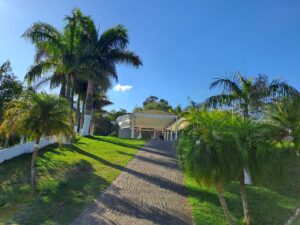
[81,97,85,132]
[216,185,236,225]
[31,137,40,194]
[81,78,94,136]
[90,111,95,135]
[70,75,75,110]
[76,96,81,133]
[60,79,66,97]
[70,76,75,135]
[240,172,251,225]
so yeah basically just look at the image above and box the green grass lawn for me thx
[0,135,145,225]
[185,150,300,225]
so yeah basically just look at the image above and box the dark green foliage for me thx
[93,113,114,136]
[142,96,173,112]
[185,149,300,225]
[0,61,23,122]
[267,96,300,155]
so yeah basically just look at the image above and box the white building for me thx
[116,110,179,140]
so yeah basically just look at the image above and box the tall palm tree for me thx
[203,72,297,119]
[79,17,142,136]
[0,92,72,193]
[178,111,242,225]
[22,8,87,107]
[202,72,297,224]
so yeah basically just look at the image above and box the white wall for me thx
[0,136,67,164]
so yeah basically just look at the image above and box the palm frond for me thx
[98,25,129,51]
[210,77,242,95]
[202,94,235,109]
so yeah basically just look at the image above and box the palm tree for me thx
[203,72,297,119]
[267,96,300,155]
[228,119,277,225]
[202,72,297,224]
[79,18,142,136]
[22,8,87,107]
[178,110,242,225]
[0,92,72,193]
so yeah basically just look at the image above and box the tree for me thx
[203,72,297,119]
[80,18,142,136]
[267,96,300,155]
[0,60,23,122]
[0,92,72,193]
[90,91,113,134]
[202,72,297,224]
[178,111,242,225]
[22,8,87,108]
[141,95,173,112]
[228,118,277,225]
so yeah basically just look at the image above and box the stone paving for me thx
[70,140,193,225]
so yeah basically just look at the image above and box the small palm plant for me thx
[178,111,242,225]
[228,119,277,225]
[202,72,296,225]
[0,92,72,193]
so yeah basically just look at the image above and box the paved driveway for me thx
[71,140,193,225]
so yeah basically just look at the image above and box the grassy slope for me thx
[0,136,145,225]
[185,150,300,225]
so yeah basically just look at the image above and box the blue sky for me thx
[1,0,300,111]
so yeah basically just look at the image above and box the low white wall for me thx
[0,136,66,164]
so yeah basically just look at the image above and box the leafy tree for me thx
[0,61,23,122]
[0,92,72,193]
[107,109,128,122]
[142,95,173,112]
[178,111,242,225]
[93,113,114,136]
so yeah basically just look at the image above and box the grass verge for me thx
[185,150,300,225]
[0,136,145,225]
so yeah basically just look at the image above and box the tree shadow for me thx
[8,160,110,225]
[72,185,192,225]
[116,151,178,170]
[67,145,188,196]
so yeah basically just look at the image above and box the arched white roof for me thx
[116,110,178,130]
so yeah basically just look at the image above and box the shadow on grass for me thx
[8,160,109,225]
[187,180,296,225]
[68,145,187,196]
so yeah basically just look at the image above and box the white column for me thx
[170,129,173,141]
[166,130,169,140]
[81,115,92,136]
[131,114,135,138]
[20,136,25,144]
[154,130,156,139]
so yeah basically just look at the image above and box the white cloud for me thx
[113,84,133,92]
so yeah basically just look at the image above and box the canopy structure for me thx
[116,110,179,140]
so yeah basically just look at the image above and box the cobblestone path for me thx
[71,140,193,225]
